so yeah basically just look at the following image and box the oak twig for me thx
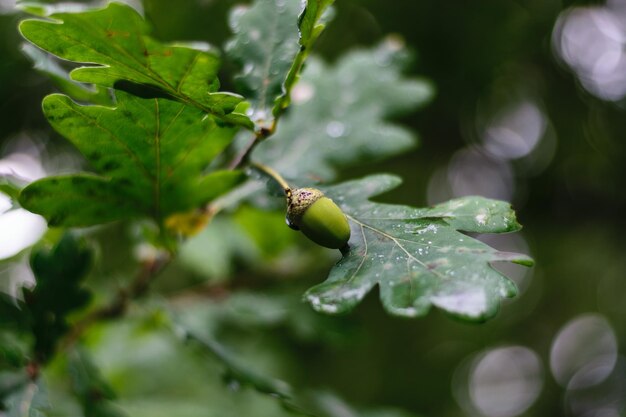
[61,251,172,350]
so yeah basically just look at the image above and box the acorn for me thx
[286,188,351,249]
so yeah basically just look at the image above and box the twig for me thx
[228,127,273,170]
[60,251,172,350]
[250,161,291,194]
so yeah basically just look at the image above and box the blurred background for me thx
[1,0,626,416]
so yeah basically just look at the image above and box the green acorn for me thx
[286,187,351,249]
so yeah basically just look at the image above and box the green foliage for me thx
[68,349,127,417]
[305,175,532,320]
[24,233,93,361]
[6,0,538,415]
[18,2,250,127]
[256,40,434,181]
[0,234,92,413]
[19,92,244,227]
[225,0,302,123]
[297,0,335,48]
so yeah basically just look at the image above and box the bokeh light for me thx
[454,346,543,417]
[553,0,626,101]
[550,313,618,389]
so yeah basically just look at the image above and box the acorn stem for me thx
[250,162,291,195]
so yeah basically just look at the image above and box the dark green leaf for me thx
[19,92,245,227]
[19,2,251,127]
[305,175,533,321]
[25,233,93,361]
[225,0,302,124]
[256,40,434,181]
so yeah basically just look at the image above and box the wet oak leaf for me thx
[305,175,533,321]
[19,2,251,127]
[256,40,434,182]
[19,92,245,227]
[225,0,303,123]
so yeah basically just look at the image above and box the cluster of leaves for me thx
[1,0,534,415]
[12,0,533,332]
[17,2,247,228]
[0,234,96,413]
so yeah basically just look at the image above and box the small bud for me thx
[286,188,351,249]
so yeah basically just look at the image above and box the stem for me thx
[170,321,321,417]
[60,251,172,350]
[250,161,291,194]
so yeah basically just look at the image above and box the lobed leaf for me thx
[225,0,303,124]
[26,233,93,361]
[19,92,245,227]
[256,40,434,182]
[19,2,251,127]
[305,175,533,321]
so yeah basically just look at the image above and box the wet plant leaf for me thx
[225,0,303,124]
[19,92,245,227]
[256,40,434,182]
[305,175,533,321]
[19,2,251,127]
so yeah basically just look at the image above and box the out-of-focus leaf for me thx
[179,206,299,281]
[272,0,335,116]
[0,178,22,201]
[311,391,422,417]
[19,92,245,227]
[24,233,93,361]
[21,43,113,106]
[233,206,296,258]
[174,290,353,346]
[178,216,256,281]
[304,175,533,321]
[19,2,251,127]
[225,0,302,124]
[68,349,128,417]
[256,39,434,182]
[81,315,297,417]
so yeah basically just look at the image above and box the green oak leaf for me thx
[225,0,303,124]
[272,0,335,116]
[256,39,434,181]
[19,2,251,127]
[27,234,93,361]
[19,92,245,227]
[305,175,533,321]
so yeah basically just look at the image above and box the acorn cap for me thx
[286,187,324,229]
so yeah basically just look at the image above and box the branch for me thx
[60,251,172,350]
